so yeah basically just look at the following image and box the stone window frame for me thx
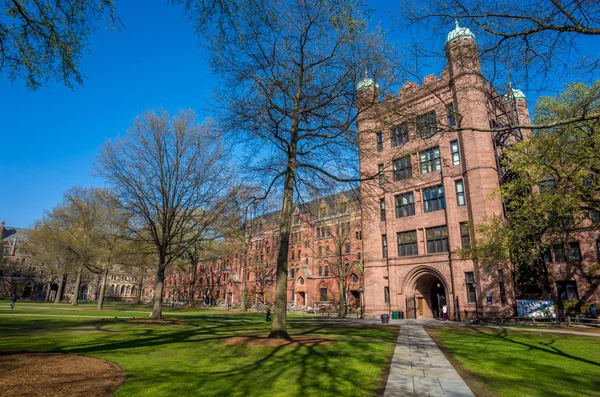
[397,230,418,257]
[395,192,415,218]
[426,225,449,254]
[393,155,412,181]
[419,146,441,174]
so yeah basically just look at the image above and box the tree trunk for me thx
[189,263,197,306]
[71,264,84,306]
[97,267,109,310]
[54,274,66,304]
[269,165,295,340]
[151,262,165,319]
[338,265,346,318]
[137,273,144,304]
[240,259,247,311]
[45,281,52,301]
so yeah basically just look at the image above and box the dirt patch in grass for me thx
[425,328,499,397]
[127,318,188,325]
[221,335,336,347]
[0,351,124,397]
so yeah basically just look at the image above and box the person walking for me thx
[442,304,448,321]
[10,294,17,310]
[265,305,272,322]
[590,304,597,319]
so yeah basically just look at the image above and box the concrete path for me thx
[384,326,474,397]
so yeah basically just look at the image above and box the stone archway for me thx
[403,267,449,319]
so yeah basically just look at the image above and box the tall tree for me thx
[1,0,119,89]
[97,109,230,319]
[183,0,391,339]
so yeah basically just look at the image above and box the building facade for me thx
[357,23,530,320]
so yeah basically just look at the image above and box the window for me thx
[345,242,351,254]
[590,210,600,223]
[357,251,361,260]
[423,185,445,213]
[382,234,388,258]
[356,230,362,240]
[299,277,305,285]
[426,226,449,253]
[345,263,350,274]
[556,280,578,301]
[539,179,556,194]
[393,156,412,180]
[395,192,415,218]
[352,274,359,283]
[291,250,295,260]
[417,111,437,138]
[376,132,383,152]
[324,266,329,276]
[553,244,565,262]
[447,105,456,127]
[568,242,581,262]
[498,270,507,305]
[320,287,328,301]
[291,268,295,278]
[466,272,476,303]
[319,266,323,276]
[378,164,385,186]
[391,124,409,147]
[318,246,322,257]
[450,140,460,165]
[380,198,386,221]
[455,180,466,206]
[397,230,418,257]
[460,222,470,249]
[420,147,441,174]
[298,250,301,259]
[384,286,390,303]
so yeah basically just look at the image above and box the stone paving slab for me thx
[384,326,474,397]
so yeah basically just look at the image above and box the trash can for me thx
[398,311,404,319]
[380,314,390,324]
[391,311,399,320]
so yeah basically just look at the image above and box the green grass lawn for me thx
[0,304,397,397]
[427,327,600,397]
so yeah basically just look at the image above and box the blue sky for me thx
[1,1,595,228]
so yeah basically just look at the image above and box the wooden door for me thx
[417,297,424,317]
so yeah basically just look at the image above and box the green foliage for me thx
[1,0,119,89]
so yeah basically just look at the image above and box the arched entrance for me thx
[405,270,448,319]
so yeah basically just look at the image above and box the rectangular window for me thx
[553,244,565,262]
[291,268,295,278]
[420,147,441,174]
[417,111,437,138]
[455,180,466,206]
[568,242,581,261]
[447,105,456,127]
[384,286,390,303]
[378,164,385,186]
[498,270,507,305]
[556,280,578,301]
[426,226,449,253]
[466,272,476,303]
[397,230,418,257]
[376,132,383,152]
[393,156,412,181]
[423,185,445,213]
[324,265,329,276]
[380,198,386,221]
[345,242,351,254]
[395,192,415,218]
[590,210,600,223]
[391,124,409,147]
[450,140,460,165]
[460,222,470,249]
[382,234,388,258]
[320,288,328,301]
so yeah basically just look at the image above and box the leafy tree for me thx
[182,0,391,339]
[97,109,230,319]
[462,81,600,297]
[1,0,119,89]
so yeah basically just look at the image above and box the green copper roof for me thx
[356,70,379,91]
[446,20,476,44]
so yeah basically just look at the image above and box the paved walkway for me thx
[384,326,474,397]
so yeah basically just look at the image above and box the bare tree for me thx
[97,109,230,319]
[182,0,392,339]
[1,0,119,89]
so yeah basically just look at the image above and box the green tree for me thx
[1,0,118,89]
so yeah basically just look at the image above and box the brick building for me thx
[357,22,531,320]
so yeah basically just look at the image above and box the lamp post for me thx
[359,286,364,319]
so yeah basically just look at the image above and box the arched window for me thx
[357,251,361,260]
[109,285,115,295]
[319,266,323,276]
[298,277,305,285]
[120,285,125,295]
[351,274,359,283]
[324,266,329,276]
[126,285,131,296]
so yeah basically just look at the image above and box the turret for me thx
[445,20,480,76]
[356,70,380,112]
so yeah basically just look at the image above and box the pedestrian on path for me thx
[442,304,448,321]
[265,305,272,322]
[10,294,17,310]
